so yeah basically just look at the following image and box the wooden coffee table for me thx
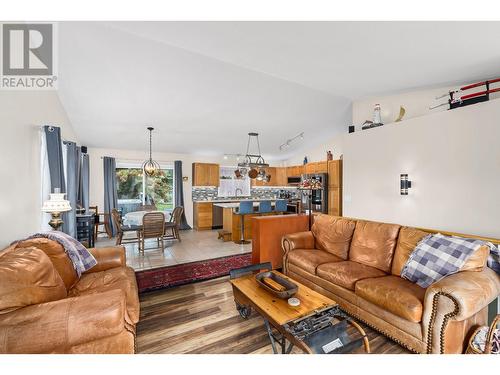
[230,268,370,354]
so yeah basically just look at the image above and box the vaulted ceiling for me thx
[57,21,500,160]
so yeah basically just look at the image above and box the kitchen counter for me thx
[213,201,277,209]
[194,198,276,203]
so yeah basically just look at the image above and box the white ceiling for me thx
[57,21,500,160]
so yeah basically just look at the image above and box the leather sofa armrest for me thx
[0,289,128,353]
[422,268,500,353]
[86,246,126,273]
[282,231,315,255]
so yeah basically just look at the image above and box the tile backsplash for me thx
[192,186,298,201]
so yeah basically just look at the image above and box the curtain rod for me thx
[100,156,177,163]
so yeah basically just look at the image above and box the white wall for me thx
[343,97,500,238]
[88,148,232,228]
[284,102,352,166]
[0,91,78,248]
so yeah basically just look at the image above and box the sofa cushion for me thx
[316,261,386,291]
[392,227,428,276]
[355,276,426,323]
[16,238,78,290]
[68,266,139,323]
[462,244,490,272]
[312,214,356,259]
[0,245,67,314]
[349,220,401,273]
[287,249,342,274]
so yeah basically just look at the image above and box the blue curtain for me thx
[103,156,118,236]
[43,126,65,193]
[174,160,191,230]
[78,150,90,211]
[63,141,78,237]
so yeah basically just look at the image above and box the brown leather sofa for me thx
[0,238,139,354]
[282,214,500,354]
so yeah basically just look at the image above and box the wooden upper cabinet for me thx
[327,160,342,188]
[304,161,328,174]
[192,163,220,186]
[286,165,304,177]
[275,167,287,186]
[304,163,315,174]
[315,161,328,173]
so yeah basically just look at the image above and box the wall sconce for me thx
[400,174,412,195]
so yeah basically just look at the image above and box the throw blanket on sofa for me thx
[16,231,97,277]
[401,233,496,288]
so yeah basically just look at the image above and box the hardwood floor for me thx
[136,276,410,354]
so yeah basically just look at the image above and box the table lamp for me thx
[42,189,72,230]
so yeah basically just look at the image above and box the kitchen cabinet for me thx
[275,167,287,186]
[286,165,304,177]
[328,160,342,188]
[328,188,342,217]
[193,202,213,230]
[305,161,328,174]
[192,163,220,186]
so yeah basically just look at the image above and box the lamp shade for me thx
[42,193,72,213]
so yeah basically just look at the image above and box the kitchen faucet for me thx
[235,188,243,197]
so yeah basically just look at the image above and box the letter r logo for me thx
[2,24,53,76]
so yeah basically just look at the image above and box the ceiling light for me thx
[279,132,304,151]
[142,127,160,177]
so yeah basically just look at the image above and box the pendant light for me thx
[235,132,269,180]
[142,127,160,177]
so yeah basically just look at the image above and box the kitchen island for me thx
[213,201,278,243]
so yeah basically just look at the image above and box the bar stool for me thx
[274,199,288,214]
[258,200,272,214]
[235,201,254,244]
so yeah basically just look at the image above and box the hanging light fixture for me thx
[235,132,269,180]
[142,127,160,177]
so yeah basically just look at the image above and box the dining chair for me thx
[111,208,141,246]
[138,204,157,211]
[89,205,112,241]
[139,212,165,253]
[164,206,184,242]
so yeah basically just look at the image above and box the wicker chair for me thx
[138,204,157,211]
[111,208,141,246]
[139,212,165,253]
[164,206,184,242]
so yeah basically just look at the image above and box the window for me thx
[116,162,174,214]
[218,166,250,197]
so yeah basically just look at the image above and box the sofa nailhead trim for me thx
[426,291,460,354]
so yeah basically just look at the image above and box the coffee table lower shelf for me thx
[230,270,370,354]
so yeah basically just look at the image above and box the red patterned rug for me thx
[135,253,252,292]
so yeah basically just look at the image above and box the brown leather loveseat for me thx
[282,214,500,354]
[0,238,139,353]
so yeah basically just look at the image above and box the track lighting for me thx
[279,132,304,151]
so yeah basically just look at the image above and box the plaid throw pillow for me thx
[401,233,489,288]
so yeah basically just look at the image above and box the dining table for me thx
[122,210,172,227]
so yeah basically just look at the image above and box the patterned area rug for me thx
[135,253,252,292]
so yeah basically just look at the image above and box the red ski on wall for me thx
[430,78,500,110]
